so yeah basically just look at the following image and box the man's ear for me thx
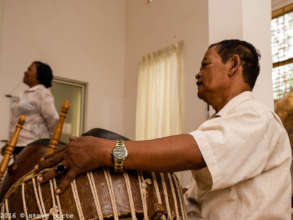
[228,54,241,77]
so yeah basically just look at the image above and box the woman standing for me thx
[8,61,59,156]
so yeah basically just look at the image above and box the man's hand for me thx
[35,136,112,194]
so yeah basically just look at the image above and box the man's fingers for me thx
[37,152,64,171]
[38,167,57,183]
[55,169,78,194]
[44,146,66,159]
[38,165,78,194]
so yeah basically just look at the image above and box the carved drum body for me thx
[1,168,186,219]
[0,130,187,220]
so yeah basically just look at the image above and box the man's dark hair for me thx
[209,39,261,89]
[33,61,53,88]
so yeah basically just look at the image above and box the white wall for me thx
[208,0,273,110]
[242,0,273,109]
[0,0,277,141]
[124,0,209,138]
[0,1,3,58]
[124,0,274,138]
[208,0,243,42]
[0,0,127,142]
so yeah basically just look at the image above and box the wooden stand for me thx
[0,115,25,181]
[47,100,70,155]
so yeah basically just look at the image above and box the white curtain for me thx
[136,41,184,140]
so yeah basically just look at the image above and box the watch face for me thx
[113,146,128,160]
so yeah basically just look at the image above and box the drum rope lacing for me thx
[123,172,137,220]
[21,183,29,219]
[71,179,84,219]
[87,172,104,220]
[53,178,63,218]
[38,179,48,217]
[1,200,4,216]
[160,173,172,219]
[1,171,64,220]
[1,169,187,220]
[103,168,119,220]
[151,172,166,220]
[173,174,188,220]
[137,171,149,220]
[168,173,180,219]
[4,199,11,220]
[32,176,46,219]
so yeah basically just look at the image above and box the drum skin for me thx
[0,129,187,220]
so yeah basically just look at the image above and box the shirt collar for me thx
[214,91,253,117]
[25,84,45,93]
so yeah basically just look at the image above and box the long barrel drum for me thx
[0,103,187,219]
[1,164,186,219]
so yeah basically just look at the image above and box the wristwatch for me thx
[112,140,128,172]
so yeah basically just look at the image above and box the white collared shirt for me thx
[9,84,59,146]
[190,91,291,220]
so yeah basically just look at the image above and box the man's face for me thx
[196,46,231,103]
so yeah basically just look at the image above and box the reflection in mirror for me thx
[51,76,87,143]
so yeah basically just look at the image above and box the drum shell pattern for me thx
[1,168,187,220]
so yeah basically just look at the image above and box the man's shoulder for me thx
[218,91,272,118]
[241,97,289,139]
[222,94,272,120]
[242,97,271,114]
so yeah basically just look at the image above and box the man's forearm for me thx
[100,134,205,172]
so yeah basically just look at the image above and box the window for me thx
[271,4,293,100]
[272,4,293,157]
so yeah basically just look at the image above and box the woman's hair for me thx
[33,61,53,88]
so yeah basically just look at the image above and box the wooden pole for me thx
[47,100,70,155]
[0,115,25,180]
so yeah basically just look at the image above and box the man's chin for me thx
[197,91,204,100]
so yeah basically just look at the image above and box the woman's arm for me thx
[39,91,59,134]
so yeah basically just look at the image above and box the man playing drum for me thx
[37,39,292,220]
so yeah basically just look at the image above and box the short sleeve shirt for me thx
[9,84,59,146]
[190,91,291,220]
